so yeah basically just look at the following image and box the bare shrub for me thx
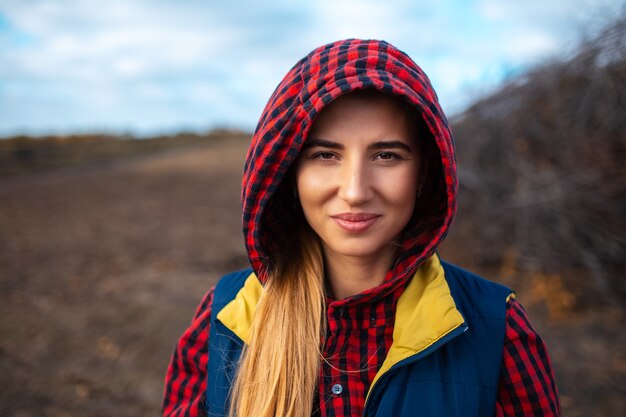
[451,14,626,305]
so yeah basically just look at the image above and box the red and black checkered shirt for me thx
[162,284,560,416]
[164,38,559,417]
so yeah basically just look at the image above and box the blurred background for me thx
[0,1,624,416]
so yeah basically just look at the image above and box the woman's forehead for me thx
[308,92,414,145]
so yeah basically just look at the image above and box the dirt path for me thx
[0,139,249,417]
[0,137,623,416]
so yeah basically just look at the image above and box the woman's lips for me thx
[331,213,381,233]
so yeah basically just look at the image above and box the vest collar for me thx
[366,254,466,399]
[216,271,263,344]
[215,254,466,393]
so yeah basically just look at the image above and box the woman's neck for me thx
[323,245,396,300]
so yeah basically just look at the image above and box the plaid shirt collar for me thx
[216,254,466,394]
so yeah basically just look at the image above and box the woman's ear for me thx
[284,167,301,211]
[287,167,298,194]
[403,100,431,198]
[418,150,429,196]
[416,135,432,199]
[416,183,424,200]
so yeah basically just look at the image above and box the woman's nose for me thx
[337,160,373,206]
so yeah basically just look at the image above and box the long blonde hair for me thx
[228,220,326,417]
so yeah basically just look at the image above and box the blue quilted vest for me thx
[206,256,512,417]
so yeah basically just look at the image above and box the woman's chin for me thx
[321,240,396,262]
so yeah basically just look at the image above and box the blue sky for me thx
[0,0,621,137]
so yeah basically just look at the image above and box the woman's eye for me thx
[312,151,336,160]
[375,152,401,161]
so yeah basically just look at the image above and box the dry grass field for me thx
[0,136,623,416]
[0,136,249,416]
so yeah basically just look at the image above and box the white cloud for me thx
[0,0,619,135]
[305,0,410,42]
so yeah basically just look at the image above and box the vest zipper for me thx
[362,323,468,417]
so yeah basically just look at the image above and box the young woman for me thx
[162,39,560,417]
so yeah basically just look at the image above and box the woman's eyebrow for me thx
[302,138,343,149]
[368,141,412,152]
[303,138,411,152]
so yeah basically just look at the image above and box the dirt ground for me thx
[0,138,623,416]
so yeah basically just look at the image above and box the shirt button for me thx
[332,383,343,395]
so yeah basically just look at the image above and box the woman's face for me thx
[296,93,420,263]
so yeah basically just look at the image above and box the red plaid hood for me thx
[241,39,457,302]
